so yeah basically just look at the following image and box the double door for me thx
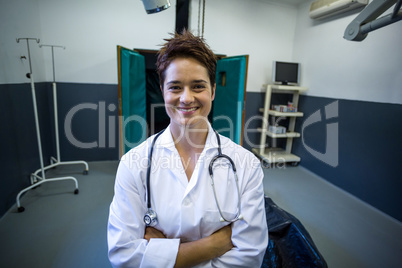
[117,46,249,155]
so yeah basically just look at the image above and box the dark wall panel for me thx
[56,83,119,161]
[0,82,119,219]
[0,83,53,217]
[242,92,265,151]
[244,91,402,221]
[292,95,402,222]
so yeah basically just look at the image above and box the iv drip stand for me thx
[35,44,89,178]
[15,38,81,213]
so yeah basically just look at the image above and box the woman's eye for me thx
[194,85,206,90]
[169,86,181,91]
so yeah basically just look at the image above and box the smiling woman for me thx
[108,30,268,268]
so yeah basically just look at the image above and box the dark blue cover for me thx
[262,197,327,268]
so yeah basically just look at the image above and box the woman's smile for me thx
[176,106,199,113]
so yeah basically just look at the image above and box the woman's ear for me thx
[160,85,164,98]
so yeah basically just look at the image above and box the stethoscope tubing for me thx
[145,128,242,224]
[209,130,242,222]
[146,129,165,209]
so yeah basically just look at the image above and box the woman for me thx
[108,30,268,267]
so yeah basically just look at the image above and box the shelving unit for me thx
[252,84,307,166]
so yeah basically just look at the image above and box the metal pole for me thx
[360,10,402,35]
[26,39,32,75]
[16,38,45,179]
[392,0,402,19]
[53,82,61,161]
[39,44,65,162]
[52,47,56,82]
[16,38,40,77]
[39,44,65,82]
[344,0,399,41]
[30,74,46,179]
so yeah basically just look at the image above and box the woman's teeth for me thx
[177,107,198,112]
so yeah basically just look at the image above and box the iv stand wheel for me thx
[18,206,25,213]
[83,170,88,175]
[74,189,79,195]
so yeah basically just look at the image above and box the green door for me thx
[117,46,147,155]
[213,55,248,145]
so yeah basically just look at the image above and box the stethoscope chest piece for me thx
[144,208,158,227]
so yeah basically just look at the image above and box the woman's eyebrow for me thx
[166,80,181,85]
[192,80,208,84]
[166,80,208,85]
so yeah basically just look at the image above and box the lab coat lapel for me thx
[157,126,189,189]
[184,124,218,197]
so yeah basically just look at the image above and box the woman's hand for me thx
[143,225,233,267]
[210,224,234,257]
[174,224,233,268]
[144,227,166,242]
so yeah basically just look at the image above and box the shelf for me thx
[257,128,300,138]
[256,84,307,165]
[252,147,300,164]
[259,108,303,117]
[268,84,308,92]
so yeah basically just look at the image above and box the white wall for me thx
[293,0,402,104]
[0,0,177,84]
[3,0,399,102]
[0,0,46,83]
[189,0,299,92]
[1,0,299,93]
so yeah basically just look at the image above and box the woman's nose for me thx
[180,88,194,104]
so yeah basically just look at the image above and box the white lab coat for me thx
[108,123,268,267]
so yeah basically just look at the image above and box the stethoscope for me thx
[144,129,243,227]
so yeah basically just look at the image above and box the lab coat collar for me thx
[204,122,220,152]
[156,122,220,153]
[156,125,175,151]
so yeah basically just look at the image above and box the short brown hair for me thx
[156,30,217,89]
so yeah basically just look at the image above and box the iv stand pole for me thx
[15,38,79,213]
[35,44,89,178]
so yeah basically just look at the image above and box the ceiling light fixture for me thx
[141,0,171,14]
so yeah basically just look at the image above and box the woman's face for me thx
[161,57,215,131]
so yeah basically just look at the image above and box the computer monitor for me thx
[272,61,300,86]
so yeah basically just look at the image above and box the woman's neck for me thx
[170,122,209,153]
